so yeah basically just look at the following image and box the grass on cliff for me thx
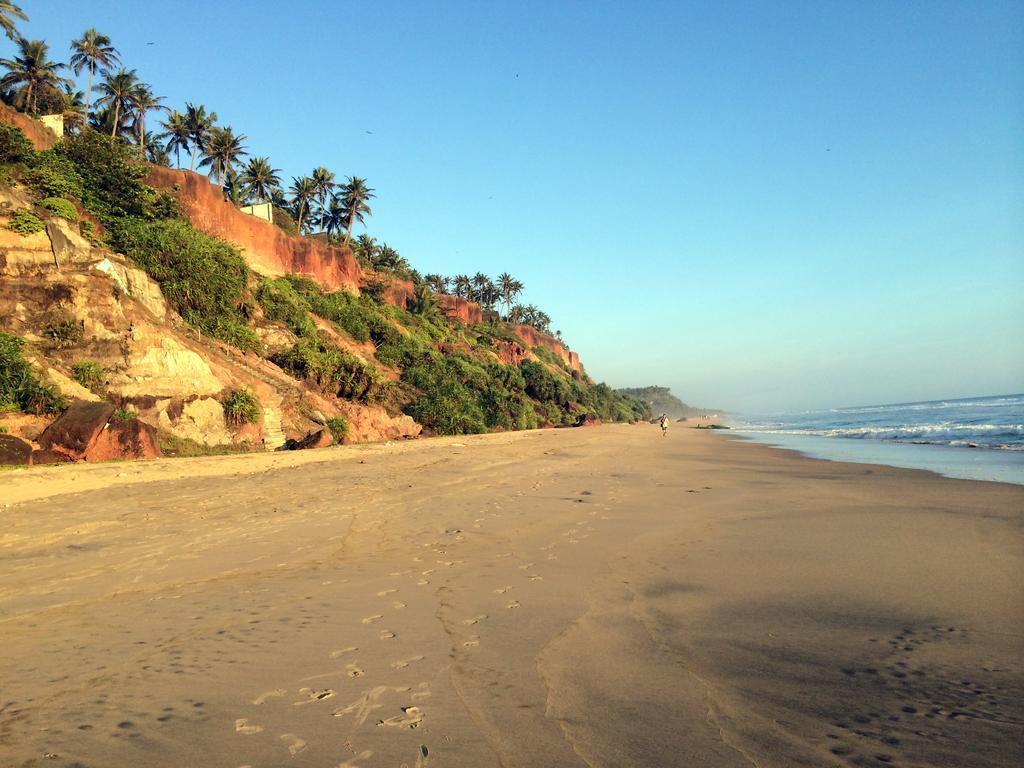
[0,332,67,414]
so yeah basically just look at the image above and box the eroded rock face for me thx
[0,434,33,465]
[156,397,233,446]
[84,417,161,461]
[147,166,362,292]
[0,103,58,150]
[113,328,223,397]
[37,401,116,460]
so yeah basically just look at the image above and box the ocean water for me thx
[731,394,1024,485]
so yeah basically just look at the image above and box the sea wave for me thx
[733,422,1024,449]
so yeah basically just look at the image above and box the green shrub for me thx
[222,388,261,425]
[56,130,156,223]
[24,151,84,200]
[271,335,391,405]
[111,217,261,351]
[519,359,571,405]
[43,315,83,349]
[71,361,104,390]
[6,209,44,236]
[112,406,136,420]
[78,218,105,246]
[0,123,34,164]
[38,196,78,221]
[326,416,349,444]
[256,277,316,337]
[272,205,298,236]
[0,332,67,414]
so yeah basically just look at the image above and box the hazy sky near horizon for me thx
[31,0,1024,412]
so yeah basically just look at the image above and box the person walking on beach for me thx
[659,413,669,437]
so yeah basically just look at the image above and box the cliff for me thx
[0,103,58,151]
[146,166,580,371]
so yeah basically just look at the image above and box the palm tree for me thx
[424,274,449,294]
[160,110,190,169]
[409,283,439,318]
[289,176,317,232]
[184,102,217,171]
[222,168,249,206]
[352,234,378,267]
[239,156,280,203]
[94,67,139,137]
[451,274,472,300]
[130,83,165,152]
[321,195,346,238]
[340,176,374,244]
[144,134,171,166]
[497,272,524,318]
[199,126,247,184]
[310,167,335,231]
[68,28,119,117]
[0,38,70,115]
[59,82,85,133]
[0,2,27,42]
[508,304,525,324]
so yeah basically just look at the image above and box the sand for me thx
[0,425,1021,768]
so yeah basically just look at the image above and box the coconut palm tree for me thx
[451,274,472,300]
[59,82,85,133]
[352,234,377,267]
[144,133,171,166]
[94,67,139,137]
[0,2,26,42]
[497,272,524,319]
[0,37,70,115]
[160,110,190,169]
[289,176,317,233]
[320,195,346,238]
[423,274,449,294]
[130,83,165,152]
[68,28,119,116]
[183,102,217,171]
[222,168,249,206]
[340,176,374,244]
[239,156,280,203]
[409,283,439,318]
[199,126,247,184]
[310,167,335,231]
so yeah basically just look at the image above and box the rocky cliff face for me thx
[145,166,580,371]
[0,184,420,461]
[0,103,58,151]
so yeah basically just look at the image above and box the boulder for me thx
[574,413,602,428]
[0,434,33,465]
[37,400,116,460]
[31,448,73,464]
[84,417,161,461]
[283,428,332,451]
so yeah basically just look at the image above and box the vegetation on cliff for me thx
[0,6,650,440]
[617,386,718,419]
[0,331,65,414]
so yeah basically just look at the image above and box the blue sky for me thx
[26,0,1024,412]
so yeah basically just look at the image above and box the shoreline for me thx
[1,423,1021,767]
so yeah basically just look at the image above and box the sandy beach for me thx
[1,425,1021,768]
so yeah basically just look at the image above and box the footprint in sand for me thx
[391,655,425,670]
[337,750,375,768]
[377,705,424,729]
[280,734,306,756]
[235,718,263,734]
[416,579,430,586]
[346,663,365,678]
[420,569,435,576]
[379,630,396,640]
[528,574,543,581]
[294,688,334,705]
[330,647,358,659]
[547,554,558,560]
[462,615,488,625]
[507,600,521,609]
[253,689,286,705]
[392,601,407,609]
[518,563,535,570]
[361,615,383,624]
[376,589,398,597]
[493,586,512,594]
[463,636,480,647]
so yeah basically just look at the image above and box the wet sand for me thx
[0,425,1021,767]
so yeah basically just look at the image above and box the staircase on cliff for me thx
[261,405,286,451]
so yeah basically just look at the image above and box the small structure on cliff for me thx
[240,201,272,223]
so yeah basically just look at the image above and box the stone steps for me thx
[261,405,287,451]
